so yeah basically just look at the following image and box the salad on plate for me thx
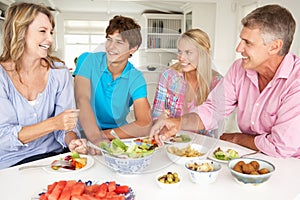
[210,147,239,162]
[42,152,94,174]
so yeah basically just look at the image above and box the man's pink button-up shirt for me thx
[193,53,300,158]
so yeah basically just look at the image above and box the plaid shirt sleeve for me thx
[152,69,185,120]
[152,71,169,120]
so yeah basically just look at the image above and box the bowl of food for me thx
[166,143,208,165]
[228,158,275,186]
[147,65,157,71]
[156,171,181,189]
[99,139,156,174]
[185,159,222,184]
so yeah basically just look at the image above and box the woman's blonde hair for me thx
[172,28,212,106]
[0,2,63,70]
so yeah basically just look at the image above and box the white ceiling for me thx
[12,0,216,14]
[50,0,184,14]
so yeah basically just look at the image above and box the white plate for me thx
[31,180,135,200]
[164,134,192,144]
[208,154,229,163]
[208,147,240,163]
[42,155,94,174]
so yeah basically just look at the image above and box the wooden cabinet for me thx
[142,14,183,52]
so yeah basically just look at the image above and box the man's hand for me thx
[149,117,181,146]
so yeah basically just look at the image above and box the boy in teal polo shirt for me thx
[74,16,152,147]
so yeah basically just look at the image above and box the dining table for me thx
[1,130,299,200]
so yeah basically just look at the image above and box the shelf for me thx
[147,34,179,49]
[143,14,183,51]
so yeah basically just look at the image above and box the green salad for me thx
[100,139,155,158]
[213,147,239,161]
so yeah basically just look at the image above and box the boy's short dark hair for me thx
[106,15,142,49]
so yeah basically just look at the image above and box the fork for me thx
[110,130,120,140]
[86,140,103,152]
[240,151,261,158]
[18,160,72,171]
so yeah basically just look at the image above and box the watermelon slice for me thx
[58,180,76,200]
[48,180,67,200]
[71,182,85,196]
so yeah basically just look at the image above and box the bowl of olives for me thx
[156,171,181,189]
[228,158,275,186]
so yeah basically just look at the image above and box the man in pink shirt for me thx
[149,4,300,158]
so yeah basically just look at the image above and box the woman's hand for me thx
[68,137,110,156]
[53,109,80,131]
[68,138,88,154]
[87,136,110,155]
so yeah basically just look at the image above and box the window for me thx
[63,19,139,70]
[64,34,106,70]
[63,20,108,70]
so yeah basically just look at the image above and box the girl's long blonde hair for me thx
[0,2,63,71]
[172,28,212,107]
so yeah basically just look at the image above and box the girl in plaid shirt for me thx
[152,29,222,135]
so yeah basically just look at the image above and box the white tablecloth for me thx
[1,131,299,200]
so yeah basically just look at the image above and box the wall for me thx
[213,0,238,75]
[182,3,216,57]
[258,0,300,56]
[0,1,9,54]
[214,0,300,75]
[0,19,3,53]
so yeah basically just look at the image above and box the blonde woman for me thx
[0,2,86,169]
[152,28,222,135]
